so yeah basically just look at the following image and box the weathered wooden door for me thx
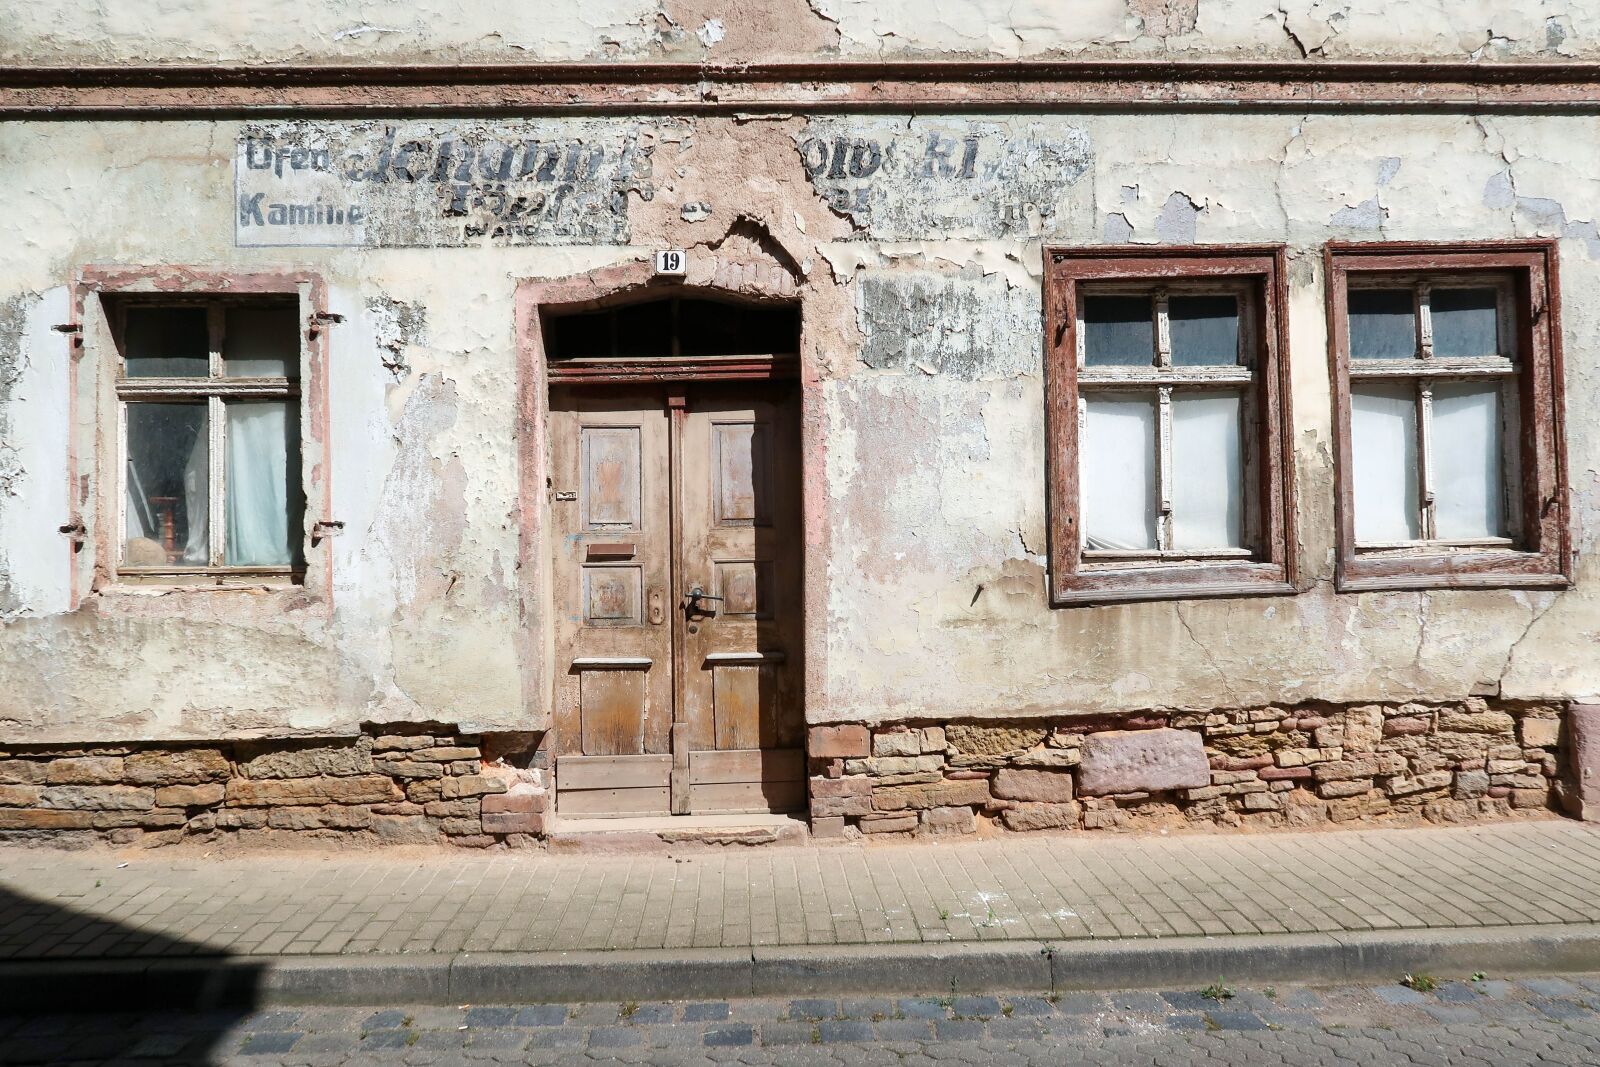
[551,384,803,817]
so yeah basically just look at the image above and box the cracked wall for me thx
[2,102,1600,743]
[8,0,1600,63]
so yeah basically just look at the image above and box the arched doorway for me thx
[543,294,806,819]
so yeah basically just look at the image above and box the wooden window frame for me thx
[1326,241,1571,593]
[1044,245,1296,606]
[110,295,306,585]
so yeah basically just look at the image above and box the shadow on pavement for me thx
[0,882,263,1064]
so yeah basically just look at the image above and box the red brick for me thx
[809,725,870,759]
[1259,765,1313,781]
[481,783,547,815]
[809,776,870,799]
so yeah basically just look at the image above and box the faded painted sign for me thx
[796,119,1092,240]
[235,121,658,247]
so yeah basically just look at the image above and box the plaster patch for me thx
[855,270,1040,380]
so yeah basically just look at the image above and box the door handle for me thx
[684,586,723,614]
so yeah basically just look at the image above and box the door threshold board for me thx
[547,812,811,851]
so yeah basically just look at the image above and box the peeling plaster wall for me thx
[7,0,1600,64]
[2,104,1600,743]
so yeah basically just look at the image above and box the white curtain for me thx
[226,402,297,565]
[1171,392,1243,550]
[1082,395,1157,550]
[181,419,209,564]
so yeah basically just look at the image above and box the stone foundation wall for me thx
[0,726,550,848]
[808,699,1570,839]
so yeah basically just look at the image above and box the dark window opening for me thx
[544,298,800,361]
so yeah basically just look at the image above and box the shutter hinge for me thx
[311,519,345,545]
[308,311,345,339]
[59,517,86,548]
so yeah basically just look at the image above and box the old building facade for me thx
[2,1,1600,847]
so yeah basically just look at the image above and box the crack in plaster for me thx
[1174,602,1237,705]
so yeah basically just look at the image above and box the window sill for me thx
[1337,549,1569,593]
[1052,560,1294,606]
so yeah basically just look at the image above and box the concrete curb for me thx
[5,924,1600,1010]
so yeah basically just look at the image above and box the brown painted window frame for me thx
[1326,240,1571,593]
[1044,245,1296,606]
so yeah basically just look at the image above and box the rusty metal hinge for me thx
[59,517,86,548]
[308,311,345,339]
[311,519,345,545]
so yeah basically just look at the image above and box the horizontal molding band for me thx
[6,59,1600,116]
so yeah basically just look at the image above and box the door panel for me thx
[678,390,804,813]
[551,390,673,816]
[552,384,803,819]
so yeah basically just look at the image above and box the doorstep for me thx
[545,811,810,851]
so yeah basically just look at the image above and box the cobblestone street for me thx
[5,974,1600,1065]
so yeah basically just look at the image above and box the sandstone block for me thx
[1511,788,1550,809]
[809,725,869,759]
[371,802,426,816]
[441,774,510,799]
[945,724,1048,757]
[999,803,1080,831]
[873,731,921,758]
[373,759,444,780]
[858,812,917,834]
[810,777,871,799]
[1385,771,1452,797]
[1438,709,1515,735]
[0,784,41,806]
[809,815,849,840]
[267,805,373,830]
[371,815,439,844]
[1076,729,1209,796]
[812,794,872,817]
[921,727,946,752]
[449,761,481,775]
[216,809,268,829]
[919,806,976,835]
[238,745,371,780]
[439,818,484,835]
[0,809,94,830]
[1521,718,1561,748]
[1384,716,1431,737]
[90,810,188,830]
[1012,748,1080,769]
[1258,765,1313,782]
[1317,779,1373,799]
[39,785,154,811]
[871,778,989,812]
[125,749,230,786]
[225,775,400,807]
[1242,792,1281,812]
[154,783,225,807]
[424,800,478,818]
[46,757,124,785]
[406,780,445,803]
[371,735,435,751]
[0,760,46,785]
[992,768,1074,803]
[1313,725,1345,748]
[1312,757,1379,782]
[411,746,481,762]
[1454,769,1490,798]
[1210,770,1258,786]
[481,810,545,835]
[1211,754,1273,772]
[1182,785,1226,800]
[482,783,547,815]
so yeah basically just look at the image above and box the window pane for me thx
[224,304,300,378]
[1432,288,1500,358]
[1352,383,1420,542]
[1348,289,1416,360]
[1169,295,1241,366]
[123,307,209,377]
[225,401,304,567]
[1083,296,1154,366]
[124,403,208,565]
[1433,382,1505,539]
[1171,392,1244,550]
[1082,395,1157,550]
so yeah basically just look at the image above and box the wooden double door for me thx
[550,383,804,817]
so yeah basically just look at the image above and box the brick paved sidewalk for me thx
[3,820,1599,961]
